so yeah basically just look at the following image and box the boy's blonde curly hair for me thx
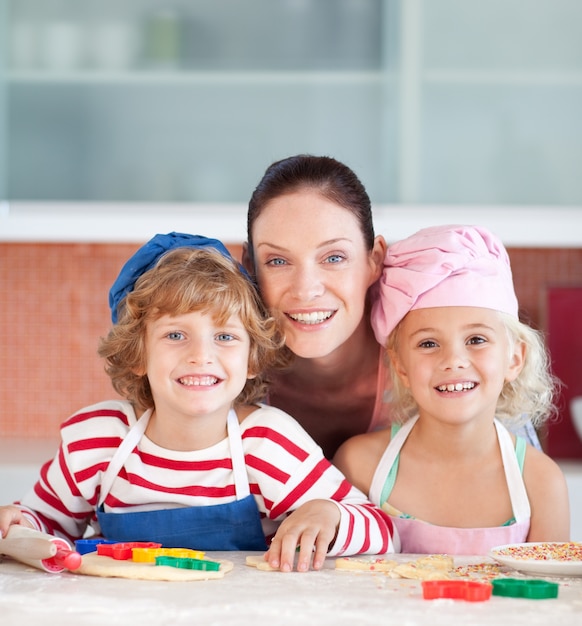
[386,312,560,430]
[98,247,288,413]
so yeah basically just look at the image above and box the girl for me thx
[334,224,569,554]
[0,233,398,572]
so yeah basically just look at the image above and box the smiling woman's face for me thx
[249,189,383,359]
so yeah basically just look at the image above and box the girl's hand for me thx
[0,505,34,539]
[265,499,340,572]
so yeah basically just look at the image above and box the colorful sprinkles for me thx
[454,562,505,580]
[492,543,582,562]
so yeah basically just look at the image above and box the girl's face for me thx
[391,306,525,426]
[144,310,253,423]
[248,190,385,359]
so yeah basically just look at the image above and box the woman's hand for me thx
[265,499,340,572]
[0,505,34,539]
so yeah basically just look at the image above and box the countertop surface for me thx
[2,202,582,246]
[1,551,581,626]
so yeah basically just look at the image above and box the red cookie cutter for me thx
[422,580,493,602]
[97,541,162,560]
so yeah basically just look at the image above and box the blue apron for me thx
[96,408,267,551]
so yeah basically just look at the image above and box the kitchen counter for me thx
[1,551,581,626]
[2,202,582,246]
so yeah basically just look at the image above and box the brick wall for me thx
[1,243,581,445]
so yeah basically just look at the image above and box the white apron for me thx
[369,416,530,555]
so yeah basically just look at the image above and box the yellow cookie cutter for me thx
[132,547,205,563]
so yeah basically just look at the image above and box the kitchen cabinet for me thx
[409,0,582,205]
[1,0,393,203]
[1,0,581,206]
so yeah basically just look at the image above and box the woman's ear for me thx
[368,235,387,284]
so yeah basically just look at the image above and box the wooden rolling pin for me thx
[0,525,81,572]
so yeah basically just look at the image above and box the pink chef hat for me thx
[371,224,518,346]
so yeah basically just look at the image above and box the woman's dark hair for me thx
[247,155,375,256]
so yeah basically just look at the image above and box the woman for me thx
[243,155,389,458]
[243,154,541,459]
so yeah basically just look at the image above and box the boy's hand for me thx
[0,505,34,539]
[265,499,340,572]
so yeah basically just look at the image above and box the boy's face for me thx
[390,306,524,426]
[143,310,253,424]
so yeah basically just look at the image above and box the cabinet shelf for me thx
[10,68,582,87]
[2,0,581,206]
[423,69,582,86]
[6,69,390,86]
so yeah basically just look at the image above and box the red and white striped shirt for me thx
[18,400,397,556]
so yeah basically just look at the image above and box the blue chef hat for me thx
[109,232,247,323]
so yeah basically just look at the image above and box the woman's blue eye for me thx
[217,333,234,342]
[167,331,184,340]
[267,258,286,266]
[325,254,344,264]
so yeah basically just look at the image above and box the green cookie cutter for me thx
[155,555,221,571]
[492,578,559,600]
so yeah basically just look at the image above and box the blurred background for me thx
[1,0,582,535]
[1,0,581,205]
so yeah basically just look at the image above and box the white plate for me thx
[490,542,582,577]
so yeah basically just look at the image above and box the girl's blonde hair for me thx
[98,247,288,412]
[386,312,559,429]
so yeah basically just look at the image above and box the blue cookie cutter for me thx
[74,538,118,555]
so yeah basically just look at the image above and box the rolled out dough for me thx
[334,556,398,572]
[335,554,454,580]
[245,554,279,571]
[75,552,234,581]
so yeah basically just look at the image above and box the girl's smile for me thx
[435,381,477,393]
